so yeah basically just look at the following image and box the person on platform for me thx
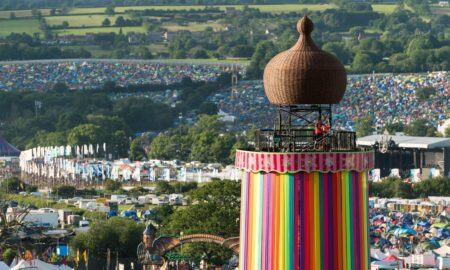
[322,120,331,135]
[314,117,323,141]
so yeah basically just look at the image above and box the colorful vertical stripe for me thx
[239,170,370,270]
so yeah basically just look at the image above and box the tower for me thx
[236,17,374,270]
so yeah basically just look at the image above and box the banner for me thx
[390,168,400,178]
[410,169,421,182]
[371,169,381,182]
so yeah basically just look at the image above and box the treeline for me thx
[369,177,450,199]
[149,115,253,164]
[0,0,376,10]
[0,77,228,151]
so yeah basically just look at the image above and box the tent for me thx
[10,259,59,270]
[383,255,399,261]
[0,137,20,157]
[434,245,450,257]
[0,261,9,270]
[57,265,73,270]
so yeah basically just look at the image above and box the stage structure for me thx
[235,17,374,270]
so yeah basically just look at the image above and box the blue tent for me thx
[0,137,20,157]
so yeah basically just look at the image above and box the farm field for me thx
[0,9,51,19]
[45,14,130,27]
[65,3,397,14]
[0,19,43,36]
[431,4,450,15]
[0,3,398,20]
[54,26,147,35]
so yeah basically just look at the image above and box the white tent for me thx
[434,245,450,257]
[0,261,9,270]
[57,265,73,270]
[10,259,59,270]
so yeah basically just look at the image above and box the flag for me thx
[75,249,80,270]
[164,168,170,181]
[83,250,89,269]
[149,168,155,181]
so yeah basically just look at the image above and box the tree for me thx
[70,217,144,260]
[0,177,36,194]
[62,21,69,29]
[111,130,129,159]
[148,205,174,227]
[415,87,436,102]
[247,40,277,79]
[355,116,374,137]
[155,181,175,195]
[133,46,152,59]
[322,42,352,64]
[53,186,76,198]
[198,102,218,115]
[67,124,104,145]
[102,18,111,27]
[105,6,115,16]
[230,45,254,58]
[2,248,16,265]
[160,180,240,265]
[56,112,84,131]
[352,52,374,73]
[445,126,450,138]
[383,121,404,135]
[130,137,146,161]
[104,179,122,193]
[190,47,209,59]
[52,82,69,93]
[414,177,450,198]
[404,119,437,137]
[115,16,126,27]
[406,35,437,56]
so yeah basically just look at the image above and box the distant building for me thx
[225,7,238,15]
[128,33,145,44]
[438,1,449,6]
[147,32,164,43]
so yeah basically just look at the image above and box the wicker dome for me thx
[263,16,347,105]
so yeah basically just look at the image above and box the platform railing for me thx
[255,129,357,152]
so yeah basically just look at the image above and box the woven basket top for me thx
[263,16,347,105]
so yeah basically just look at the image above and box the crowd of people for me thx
[211,72,449,132]
[0,60,242,91]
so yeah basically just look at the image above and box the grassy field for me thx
[45,14,130,27]
[163,21,224,31]
[0,3,400,36]
[0,19,43,36]
[0,9,51,19]
[371,4,397,14]
[431,4,450,15]
[66,4,396,14]
[54,26,147,35]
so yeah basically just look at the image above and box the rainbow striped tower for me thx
[235,16,374,270]
[236,151,374,270]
